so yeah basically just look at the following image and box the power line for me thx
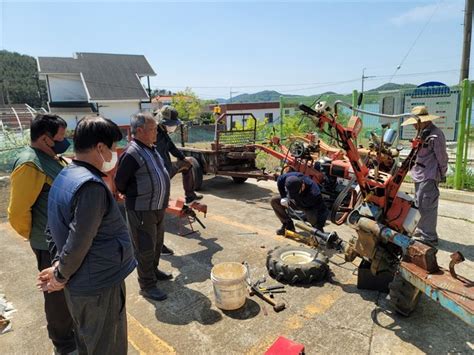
[388,0,444,82]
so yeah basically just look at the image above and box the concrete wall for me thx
[98,101,141,126]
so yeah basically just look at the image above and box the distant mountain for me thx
[228,90,285,103]
[368,83,417,92]
[215,83,418,103]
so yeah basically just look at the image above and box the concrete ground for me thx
[0,175,473,354]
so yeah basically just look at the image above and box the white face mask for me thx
[99,150,118,173]
[166,125,178,133]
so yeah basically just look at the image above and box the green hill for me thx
[368,83,417,92]
[0,50,47,107]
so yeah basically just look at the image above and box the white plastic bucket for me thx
[211,262,248,310]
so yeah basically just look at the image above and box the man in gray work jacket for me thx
[40,116,136,355]
[115,112,172,302]
[401,105,448,246]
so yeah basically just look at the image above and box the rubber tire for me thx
[188,157,203,191]
[388,273,421,316]
[232,177,248,184]
[266,245,329,284]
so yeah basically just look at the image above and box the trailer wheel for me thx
[232,177,248,184]
[330,182,359,225]
[388,273,421,316]
[188,157,203,191]
[266,245,329,284]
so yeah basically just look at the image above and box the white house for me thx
[210,102,297,128]
[37,52,156,127]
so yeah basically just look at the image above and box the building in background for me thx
[37,52,156,127]
[209,102,296,128]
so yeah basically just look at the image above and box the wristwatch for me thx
[54,266,67,283]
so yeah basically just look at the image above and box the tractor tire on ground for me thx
[388,273,421,316]
[189,157,203,191]
[232,177,248,184]
[266,245,329,284]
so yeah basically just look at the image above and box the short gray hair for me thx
[130,112,154,135]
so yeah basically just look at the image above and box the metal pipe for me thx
[353,216,412,252]
[334,100,419,121]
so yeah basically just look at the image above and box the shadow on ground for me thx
[145,283,223,326]
[371,296,473,353]
[438,238,474,262]
[198,176,275,205]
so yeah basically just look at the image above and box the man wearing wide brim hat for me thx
[402,105,448,246]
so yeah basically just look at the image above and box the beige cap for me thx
[400,106,440,126]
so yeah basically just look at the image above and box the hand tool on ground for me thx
[258,285,285,292]
[182,205,206,229]
[249,281,286,312]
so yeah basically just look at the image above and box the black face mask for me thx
[52,138,70,154]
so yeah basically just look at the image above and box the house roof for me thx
[37,53,156,101]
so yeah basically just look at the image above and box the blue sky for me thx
[0,0,469,99]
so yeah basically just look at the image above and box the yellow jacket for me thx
[8,163,53,239]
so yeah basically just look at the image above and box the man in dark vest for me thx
[115,112,172,302]
[8,113,76,355]
[38,116,136,355]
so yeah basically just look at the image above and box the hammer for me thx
[249,284,286,312]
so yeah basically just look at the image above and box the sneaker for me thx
[139,287,167,301]
[185,194,203,205]
[155,269,173,280]
[161,244,174,256]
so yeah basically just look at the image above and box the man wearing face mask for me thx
[154,106,203,206]
[39,116,136,355]
[115,112,172,301]
[8,113,76,355]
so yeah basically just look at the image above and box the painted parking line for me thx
[127,312,176,354]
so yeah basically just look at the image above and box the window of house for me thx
[284,109,290,115]
[265,113,274,123]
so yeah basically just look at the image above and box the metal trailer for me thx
[177,113,275,190]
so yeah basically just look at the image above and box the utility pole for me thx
[361,68,375,96]
[229,87,239,103]
[460,0,473,82]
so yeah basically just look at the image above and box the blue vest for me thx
[48,164,136,293]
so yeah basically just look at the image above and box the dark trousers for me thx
[169,160,195,199]
[270,195,328,231]
[33,248,76,354]
[64,281,127,355]
[126,209,166,290]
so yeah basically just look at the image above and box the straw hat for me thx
[400,106,440,126]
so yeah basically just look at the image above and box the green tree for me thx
[171,88,201,121]
[0,50,47,107]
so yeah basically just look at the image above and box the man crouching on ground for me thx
[38,116,136,355]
